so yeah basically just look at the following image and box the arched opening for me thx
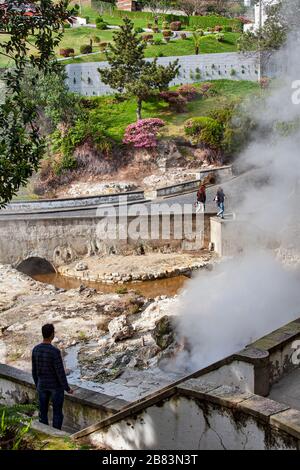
[17,257,56,276]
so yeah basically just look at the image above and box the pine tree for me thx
[99,18,180,121]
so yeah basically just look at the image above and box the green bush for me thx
[80,44,93,54]
[135,27,144,34]
[188,15,242,32]
[96,16,108,30]
[84,16,90,23]
[112,9,189,25]
[184,116,223,148]
[223,26,233,32]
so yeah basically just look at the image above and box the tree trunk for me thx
[195,46,199,55]
[136,99,142,121]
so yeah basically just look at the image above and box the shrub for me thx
[180,33,187,40]
[223,26,232,32]
[142,34,154,43]
[170,21,182,31]
[162,21,169,29]
[156,52,164,57]
[84,16,90,23]
[230,68,236,76]
[260,77,271,89]
[59,48,74,57]
[160,91,187,113]
[147,22,153,29]
[123,118,165,148]
[178,84,198,101]
[162,30,172,38]
[96,16,108,30]
[80,44,92,54]
[135,27,144,34]
[196,29,204,36]
[199,82,216,97]
[184,117,223,148]
[0,404,36,450]
[153,26,159,33]
[216,33,225,42]
[63,22,71,29]
[99,42,108,51]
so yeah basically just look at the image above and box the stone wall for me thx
[65,52,280,97]
[0,364,128,432]
[73,380,300,450]
[0,213,213,267]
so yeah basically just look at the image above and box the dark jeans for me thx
[38,388,65,430]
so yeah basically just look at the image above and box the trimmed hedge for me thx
[111,9,189,25]
[189,15,242,32]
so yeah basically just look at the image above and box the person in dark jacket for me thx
[215,187,225,219]
[32,324,73,430]
[196,184,206,213]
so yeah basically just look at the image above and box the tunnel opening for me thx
[17,257,56,276]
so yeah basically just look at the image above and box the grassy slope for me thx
[93,80,259,142]
[62,32,240,65]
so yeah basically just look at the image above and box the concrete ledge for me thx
[270,408,300,440]
[0,363,129,431]
[2,190,145,213]
[236,395,289,423]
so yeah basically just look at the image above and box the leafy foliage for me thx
[99,18,180,120]
[123,118,165,148]
[184,116,223,148]
[0,404,36,450]
[0,0,71,207]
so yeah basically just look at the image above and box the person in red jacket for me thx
[196,184,206,213]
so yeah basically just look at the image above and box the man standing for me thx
[32,324,73,430]
[215,187,225,219]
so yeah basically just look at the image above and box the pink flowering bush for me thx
[123,118,165,148]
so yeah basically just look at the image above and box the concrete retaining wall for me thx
[65,52,279,97]
[0,213,213,267]
[73,381,300,450]
[0,364,128,432]
[3,191,144,213]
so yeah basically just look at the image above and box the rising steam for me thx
[175,1,300,371]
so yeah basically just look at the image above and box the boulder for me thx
[108,315,134,342]
[75,262,88,272]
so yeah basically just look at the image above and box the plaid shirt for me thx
[32,343,70,392]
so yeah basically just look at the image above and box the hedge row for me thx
[189,15,242,31]
[111,9,189,25]
[89,3,243,31]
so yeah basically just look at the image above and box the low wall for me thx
[3,191,144,213]
[73,380,300,450]
[66,52,279,97]
[145,166,232,199]
[0,364,128,432]
[0,213,213,267]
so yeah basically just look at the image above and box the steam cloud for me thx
[175,2,300,371]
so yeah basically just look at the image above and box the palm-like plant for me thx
[192,31,203,55]
[0,404,36,450]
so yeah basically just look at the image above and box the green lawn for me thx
[90,80,259,142]
[62,31,240,65]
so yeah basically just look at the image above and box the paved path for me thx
[269,368,300,412]
[0,170,257,220]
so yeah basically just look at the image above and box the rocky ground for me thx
[58,252,214,284]
[0,264,192,400]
